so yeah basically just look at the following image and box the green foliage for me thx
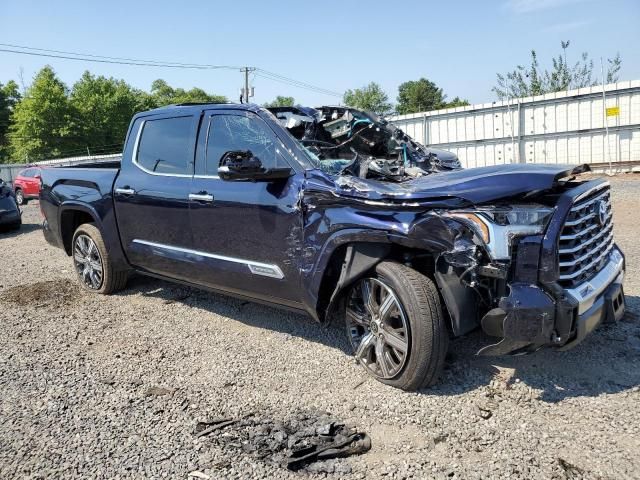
[396,78,469,114]
[0,80,21,161]
[7,66,76,162]
[606,53,622,84]
[445,96,470,108]
[70,71,150,152]
[149,79,227,106]
[493,41,623,100]
[1,68,227,163]
[397,78,444,114]
[343,82,392,116]
[263,96,295,108]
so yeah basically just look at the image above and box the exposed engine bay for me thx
[267,106,461,182]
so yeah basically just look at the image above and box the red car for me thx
[13,166,43,205]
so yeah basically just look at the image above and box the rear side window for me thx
[21,168,34,177]
[136,116,193,175]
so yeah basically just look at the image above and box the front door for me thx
[189,110,304,306]
[114,113,198,281]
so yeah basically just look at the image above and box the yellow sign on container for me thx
[606,106,620,117]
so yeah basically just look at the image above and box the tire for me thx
[71,223,128,294]
[15,189,26,205]
[344,261,449,391]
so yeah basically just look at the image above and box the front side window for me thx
[136,116,193,175]
[205,114,286,175]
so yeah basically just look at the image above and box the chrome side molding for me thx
[131,239,285,279]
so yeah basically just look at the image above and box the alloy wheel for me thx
[15,190,23,205]
[73,234,103,289]
[346,277,410,379]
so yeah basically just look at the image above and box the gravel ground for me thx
[1,174,639,480]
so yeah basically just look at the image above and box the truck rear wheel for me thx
[72,223,128,294]
[344,261,448,391]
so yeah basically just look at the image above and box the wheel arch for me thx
[312,231,481,338]
[58,203,104,256]
[315,242,392,323]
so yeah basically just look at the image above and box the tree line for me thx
[0,41,622,163]
[0,67,227,163]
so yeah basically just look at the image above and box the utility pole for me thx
[240,67,256,103]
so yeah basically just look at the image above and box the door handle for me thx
[115,187,136,195]
[189,193,214,203]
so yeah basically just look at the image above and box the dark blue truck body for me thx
[39,103,626,367]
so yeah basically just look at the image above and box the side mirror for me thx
[218,150,292,182]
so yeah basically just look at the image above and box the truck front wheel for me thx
[344,261,448,391]
[71,223,128,294]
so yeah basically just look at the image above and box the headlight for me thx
[447,205,554,260]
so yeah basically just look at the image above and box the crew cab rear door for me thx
[113,112,198,281]
[188,109,304,307]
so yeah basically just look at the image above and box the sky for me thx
[1,0,639,106]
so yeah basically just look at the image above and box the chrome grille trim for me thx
[559,243,614,280]
[559,232,614,267]
[559,222,601,241]
[569,189,609,212]
[563,201,610,226]
[558,183,614,287]
[572,181,609,203]
[558,225,613,255]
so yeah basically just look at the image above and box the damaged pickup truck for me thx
[40,103,626,391]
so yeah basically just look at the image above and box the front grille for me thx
[558,183,614,288]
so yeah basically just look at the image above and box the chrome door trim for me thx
[131,239,285,279]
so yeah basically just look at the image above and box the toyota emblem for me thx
[596,200,607,226]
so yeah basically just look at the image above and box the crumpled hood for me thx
[331,164,589,205]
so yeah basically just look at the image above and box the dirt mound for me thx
[0,278,81,307]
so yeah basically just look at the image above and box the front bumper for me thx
[479,246,625,355]
[559,253,625,350]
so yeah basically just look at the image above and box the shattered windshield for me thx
[268,105,461,183]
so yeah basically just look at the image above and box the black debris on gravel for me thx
[194,411,371,474]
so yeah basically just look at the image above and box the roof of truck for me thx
[142,102,263,116]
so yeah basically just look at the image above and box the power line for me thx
[0,43,345,98]
[256,69,343,97]
[0,43,241,70]
[0,47,237,70]
[0,43,236,68]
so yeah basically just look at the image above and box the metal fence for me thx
[0,154,121,186]
[389,80,640,171]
